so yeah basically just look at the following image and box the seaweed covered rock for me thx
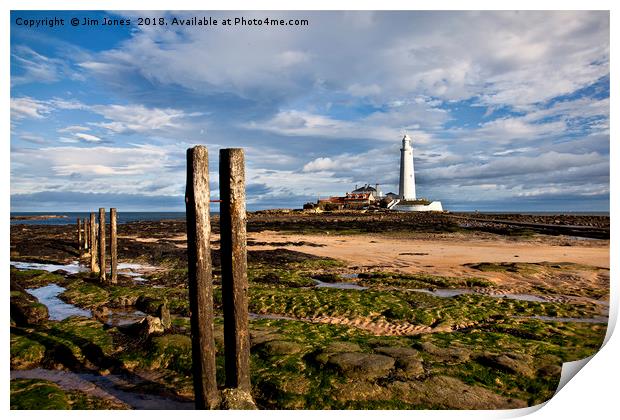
[326,352,395,380]
[10,281,48,325]
[258,340,305,356]
[374,347,424,378]
[119,315,164,338]
[388,376,527,409]
[418,341,471,363]
[477,352,535,378]
[220,388,257,410]
[135,296,171,329]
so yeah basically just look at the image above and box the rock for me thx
[334,381,390,402]
[538,364,562,377]
[157,303,171,329]
[375,347,424,379]
[478,352,535,378]
[324,341,363,353]
[10,290,48,325]
[136,295,163,313]
[92,306,110,320]
[327,352,395,380]
[110,295,138,307]
[374,346,420,360]
[388,376,527,409]
[141,316,165,336]
[255,272,280,284]
[120,315,164,337]
[220,388,257,410]
[277,376,312,395]
[249,331,282,348]
[313,273,342,283]
[396,358,425,379]
[418,342,471,363]
[259,340,305,356]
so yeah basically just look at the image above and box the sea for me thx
[10,212,188,226]
[10,210,609,226]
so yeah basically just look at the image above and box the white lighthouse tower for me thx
[391,134,443,212]
[398,134,416,200]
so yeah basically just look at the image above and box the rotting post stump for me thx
[220,148,252,393]
[185,145,220,409]
[98,208,106,282]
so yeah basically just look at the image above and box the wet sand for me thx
[252,231,609,276]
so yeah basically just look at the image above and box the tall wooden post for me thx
[77,218,82,254]
[84,219,89,251]
[110,208,117,284]
[90,212,98,272]
[98,208,106,283]
[185,146,220,409]
[220,148,251,392]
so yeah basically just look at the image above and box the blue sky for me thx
[10,11,609,212]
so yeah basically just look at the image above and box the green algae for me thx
[10,378,125,410]
[11,333,46,369]
[358,271,494,289]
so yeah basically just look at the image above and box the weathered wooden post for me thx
[98,208,107,283]
[220,148,252,394]
[110,208,117,284]
[84,218,90,251]
[90,212,98,272]
[77,218,82,254]
[185,146,219,409]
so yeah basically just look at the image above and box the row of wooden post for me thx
[186,146,252,409]
[77,208,117,284]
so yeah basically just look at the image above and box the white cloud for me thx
[89,104,189,134]
[19,134,47,145]
[11,46,82,86]
[10,143,187,196]
[78,11,607,108]
[10,97,52,120]
[58,125,91,133]
[74,133,102,143]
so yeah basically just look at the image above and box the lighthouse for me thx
[398,134,416,200]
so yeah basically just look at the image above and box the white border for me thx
[3,1,616,419]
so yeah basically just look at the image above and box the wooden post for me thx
[90,212,98,272]
[185,146,220,409]
[220,148,251,392]
[77,218,82,254]
[98,208,106,283]
[84,219,89,251]
[110,208,117,284]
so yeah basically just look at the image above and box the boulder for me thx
[418,342,471,363]
[10,290,48,326]
[259,340,305,356]
[374,347,424,379]
[120,315,164,337]
[388,376,527,409]
[327,352,395,380]
[477,352,535,378]
[374,346,420,360]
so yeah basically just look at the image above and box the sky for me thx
[10,10,610,212]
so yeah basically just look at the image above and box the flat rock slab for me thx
[388,376,527,409]
[327,352,395,380]
[374,346,421,360]
[478,353,535,378]
[259,340,305,355]
[323,341,363,354]
[418,342,471,363]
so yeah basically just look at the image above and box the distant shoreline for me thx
[10,215,68,221]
